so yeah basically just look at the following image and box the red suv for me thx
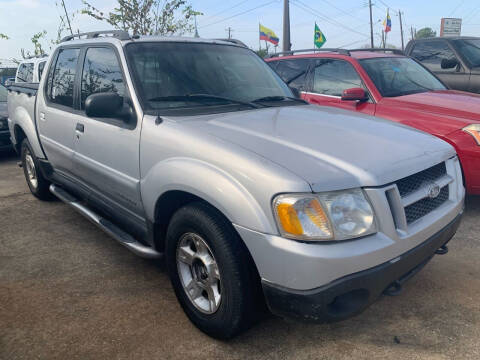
[266,49,480,195]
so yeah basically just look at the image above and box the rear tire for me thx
[166,202,260,339]
[21,138,52,200]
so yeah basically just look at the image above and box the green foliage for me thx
[416,27,436,39]
[0,33,9,40]
[21,31,48,59]
[81,0,201,36]
[255,49,268,58]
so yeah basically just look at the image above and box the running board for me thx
[49,184,162,259]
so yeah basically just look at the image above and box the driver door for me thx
[303,58,375,115]
[72,45,144,216]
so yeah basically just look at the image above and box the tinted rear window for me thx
[47,48,80,108]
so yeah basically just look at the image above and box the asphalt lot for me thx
[1,150,479,360]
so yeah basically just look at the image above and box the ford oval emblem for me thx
[427,182,441,199]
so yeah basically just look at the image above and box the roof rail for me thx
[268,48,351,58]
[60,30,130,43]
[213,38,248,47]
[349,48,404,55]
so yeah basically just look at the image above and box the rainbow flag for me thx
[259,24,279,46]
[383,10,392,33]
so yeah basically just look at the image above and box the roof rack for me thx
[268,48,351,58]
[60,30,131,43]
[349,48,404,55]
[213,38,248,47]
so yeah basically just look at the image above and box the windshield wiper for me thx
[251,95,308,104]
[147,94,259,109]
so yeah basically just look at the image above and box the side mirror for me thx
[341,88,369,102]
[85,92,123,118]
[290,87,301,99]
[441,58,459,69]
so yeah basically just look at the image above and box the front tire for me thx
[166,202,260,339]
[21,138,52,200]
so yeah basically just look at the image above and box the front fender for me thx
[141,157,276,234]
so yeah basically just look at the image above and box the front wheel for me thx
[166,202,261,339]
[21,139,52,200]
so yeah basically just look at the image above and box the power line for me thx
[292,0,369,37]
[449,0,465,17]
[203,0,250,21]
[199,0,277,28]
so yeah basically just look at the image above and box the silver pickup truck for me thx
[8,31,464,339]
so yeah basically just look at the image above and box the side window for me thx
[16,63,34,83]
[81,47,125,109]
[274,59,310,90]
[313,59,363,96]
[411,41,458,72]
[38,61,46,81]
[47,48,80,108]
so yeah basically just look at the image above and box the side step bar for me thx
[49,184,162,259]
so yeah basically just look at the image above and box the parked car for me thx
[15,55,48,84]
[266,49,480,195]
[405,37,480,93]
[4,77,15,86]
[0,84,11,151]
[8,32,464,339]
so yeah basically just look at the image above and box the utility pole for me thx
[410,26,415,41]
[61,0,74,36]
[369,0,374,48]
[398,10,405,50]
[226,27,233,39]
[283,0,291,52]
[194,15,200,38]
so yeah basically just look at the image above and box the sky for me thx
[1,0,480,65]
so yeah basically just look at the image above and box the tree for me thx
[255,49,268,58]
[21,31,48,59]
[0,33,8,40]
[416,27,436,39]
[81,0,201,36]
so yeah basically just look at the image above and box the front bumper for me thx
[0,130,12,151]
[262,214,461,322]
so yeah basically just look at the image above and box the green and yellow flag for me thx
[314,23,326,48]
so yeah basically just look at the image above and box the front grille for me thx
[404,186,449,224]
[396,162,447,197]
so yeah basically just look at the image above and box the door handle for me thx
[39,112,46,121]
[76,123,84,133]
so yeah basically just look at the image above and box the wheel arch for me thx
[143,158,276,250]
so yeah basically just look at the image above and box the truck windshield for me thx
[453,39,480,68]
[0,85,7,102]
[359,57,446,97]
[125,42,294,113]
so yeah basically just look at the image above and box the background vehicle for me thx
[405,37,480,93]
[8,32,464,339]
[0,84,10,151]
[267,49,480,195]
[15,55,48,84]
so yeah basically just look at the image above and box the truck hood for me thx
[382,90,480,134]
[176,105,455,192]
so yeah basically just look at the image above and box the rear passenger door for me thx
[304,58,375,115]
[271,59,311,99]
[37,47,80,175]
[410,40,470,91]
[72,46,144,215]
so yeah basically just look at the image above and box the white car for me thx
[15,56,48,84]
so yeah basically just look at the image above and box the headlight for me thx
[273,189,376,241]
[463,124,480,145]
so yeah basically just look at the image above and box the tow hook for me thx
[384,280,403,296]
[435,245,449,255]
